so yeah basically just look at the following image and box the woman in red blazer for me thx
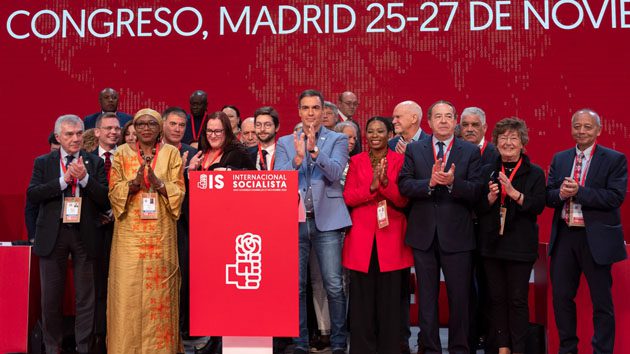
[342,116,413,354]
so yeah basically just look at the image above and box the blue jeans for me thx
[294,218,347,351]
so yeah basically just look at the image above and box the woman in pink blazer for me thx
[342,116,413,354]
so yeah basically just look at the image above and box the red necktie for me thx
[104,151,112,181]
[564,152,584,223]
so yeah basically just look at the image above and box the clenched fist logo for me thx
[226,233,262,290]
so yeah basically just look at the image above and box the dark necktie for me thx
[104,151,112,181]
[437,141,445,160]
[65,155,75,197]
[259,149,268,171]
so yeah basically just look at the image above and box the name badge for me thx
[499,206,507,236]
[63,197,82,223]
[377,200,389,229]
[567,199,585,227]
[141,192,158,220]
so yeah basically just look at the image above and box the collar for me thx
[410,128,423,142]
[338,111,350,122]
[478,137,486,149]
[432,135,454,148]
[98,145,116,157]
[60,147,79,161]
[262,143,276,153]
[575,144,594,162]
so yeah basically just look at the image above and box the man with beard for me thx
[183,90,208,148]
[248,106,280,171]
[83,88,133,129]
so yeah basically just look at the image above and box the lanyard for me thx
[190,113,206,142]
[258,143,275,170]
[136,142,161,189]
[480,140,488,156]
[500,157,523,205]
[574,144,597,186]
[202,149,223,170]
[432,139,455,163]
[60,155,77,196]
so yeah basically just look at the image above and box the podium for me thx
[0,245,39,354]
[188,171,299,353]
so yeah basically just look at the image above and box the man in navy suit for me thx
[546,108,627,354]
[27,114,110,354]
[83,88,133,129]
[399,100,482,354]
[389,100,430,153]
[183,90,208,146]
[275,89,351,354]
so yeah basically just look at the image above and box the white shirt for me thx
[98,145,116,163]
[59,148,89,197]
[256,144,276,171]
[431,135,455,162]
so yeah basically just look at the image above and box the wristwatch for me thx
[308,146,319,154]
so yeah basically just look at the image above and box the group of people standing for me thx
[26,87,627,354]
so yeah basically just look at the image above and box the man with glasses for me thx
[249,106,280,171]
[337,91,362,155]
[275,90,351,354]
[27,114,110,354]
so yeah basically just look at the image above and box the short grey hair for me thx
[334,121,358,135]
[572,108,601,127]
[324,101,339,116]
[460,107,486,125]
[54,114,84,135]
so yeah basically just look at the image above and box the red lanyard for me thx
[136,142,161,189]
[190,113,206,142]
[480,140,488,156]
[202,149,223,170]
[574,144,597,186]
[258,143,275,170]
[60,155,77,196]
[432,139,455,162]
[500,157,523,205]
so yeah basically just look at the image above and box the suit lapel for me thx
[445,138,461,170]
[583,146,603,187]
[419,139,434,168]
[50,149,62,177]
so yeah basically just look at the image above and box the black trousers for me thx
[483,257,533,353]
[349,243,404,354]
[93,222,112,337]
[39,224,95,354]
[413,237,472,354]
[551,223,615,354]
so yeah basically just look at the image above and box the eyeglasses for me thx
[134,121,160,130]
[255,122,275,129]
[206,129,225,136]
[341,101,359,107]
[99,126,122,132]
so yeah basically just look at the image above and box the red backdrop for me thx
[1,1,629,242]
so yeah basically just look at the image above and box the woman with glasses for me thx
[107,108,186,353]
[188,111,255,171]
[476,118,546,354]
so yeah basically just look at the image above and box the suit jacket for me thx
[546,145,628,265]
[398,137,483,252]
[387,130,430,151]
[83,111,133,129]
[480,141,500,170]
[27,150,110,257]
[342,150,413,273]
[275,126,352,232]
[178,143,197,230]
[183,113,205,145]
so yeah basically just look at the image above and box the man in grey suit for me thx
[275,89,351,354]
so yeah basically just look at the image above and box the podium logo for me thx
[197,174,224,190]
[225,232,262,290]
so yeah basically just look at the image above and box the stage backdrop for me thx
[1,1,629,241]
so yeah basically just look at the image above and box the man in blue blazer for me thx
[27,115,110,354]
[83,88,133,129]
[546,109,627,354]
[275,89,351,354]
[399,100,482,354]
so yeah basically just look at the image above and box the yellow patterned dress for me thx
[107,143,185,354]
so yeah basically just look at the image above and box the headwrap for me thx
[133,108,162,125]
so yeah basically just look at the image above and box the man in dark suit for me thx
[161,106,199,340]
[389,100,430,153]
[546,108,627,354]
[89,112,121,353]
[399,100,482,354]
[337,91,362,154]
[183,90,208,147]
[27,114,110,354]
[247,106,280,171]
[83,88,133,129]
[459,106,499,350]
